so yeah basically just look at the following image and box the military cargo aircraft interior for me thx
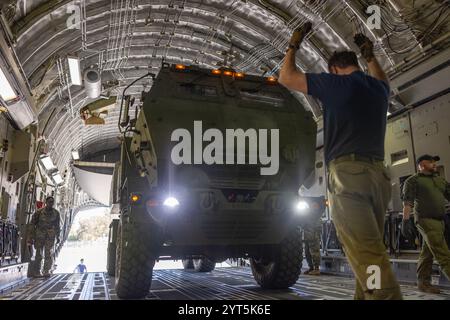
[0,0,449,305]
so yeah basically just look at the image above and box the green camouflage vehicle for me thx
[108,63,322,299]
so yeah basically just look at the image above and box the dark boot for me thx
[418,282,441,294]
[309,268,321,276]
[304,268,313,275]
[31,272,44,278]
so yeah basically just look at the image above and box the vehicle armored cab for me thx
[108,63,323,299]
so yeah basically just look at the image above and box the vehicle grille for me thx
[209,177,264,190]
[201,220,268,240]
[206,165,265,190]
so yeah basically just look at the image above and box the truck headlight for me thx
[296,200,310,214]
[163,197,180,208]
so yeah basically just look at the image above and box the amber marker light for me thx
[223,70,233,76]
[234,72,244,78]
[212,69,221,75]
[267,76,277,83]
[130,194,141,203]
[175,64,186,70]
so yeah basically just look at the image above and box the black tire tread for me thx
[182,259,194,270]
[106,220,119,277]
[193,258,216,272]
[115,220,160,299]
[250,227,303,289]
[106,244,116,276]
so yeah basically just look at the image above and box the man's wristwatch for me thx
[287,43,300,52]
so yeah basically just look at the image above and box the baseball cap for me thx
[416,154,440,165]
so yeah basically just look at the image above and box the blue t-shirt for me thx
[77,264,87,273]
[306,71,390,164]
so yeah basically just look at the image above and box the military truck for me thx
[108,63,322,299]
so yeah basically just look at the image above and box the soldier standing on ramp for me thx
[30,196,61,277]
[303,210,323,275]
[402,155,450,294]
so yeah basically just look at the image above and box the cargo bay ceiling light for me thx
[0,66,18,102]
[0,42,37,129]
[52,172,64,185]
[71,150,80,160]
[40,155,56,171]
[67,56,82,86]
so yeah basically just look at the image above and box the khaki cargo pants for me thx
[416,218,450,284]
[328,159,402,300]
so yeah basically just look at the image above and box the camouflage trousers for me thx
[416,218,450,284]
[303,223,322,269]
[34,233,56,275]
[328,159,402,300]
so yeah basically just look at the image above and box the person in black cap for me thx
[402,154,450,294]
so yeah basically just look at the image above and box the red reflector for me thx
[311,202,320,210]
[146,199,160,207]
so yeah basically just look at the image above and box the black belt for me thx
[330,154,384,165]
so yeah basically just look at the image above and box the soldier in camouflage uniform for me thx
[402,155,450,294]
[30,196,61,277]
[303,209,323,275]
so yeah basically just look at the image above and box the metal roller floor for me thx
[1,267,450,300]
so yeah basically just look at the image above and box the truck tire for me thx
[193,258,216,272]
[115,218,161,299]
[182,259,194,270]
[250,227,303,289]
[106,241,116,276]
[106,219,119,276]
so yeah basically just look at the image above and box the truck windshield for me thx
[178,83,218,97]
[239,91,284,108]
